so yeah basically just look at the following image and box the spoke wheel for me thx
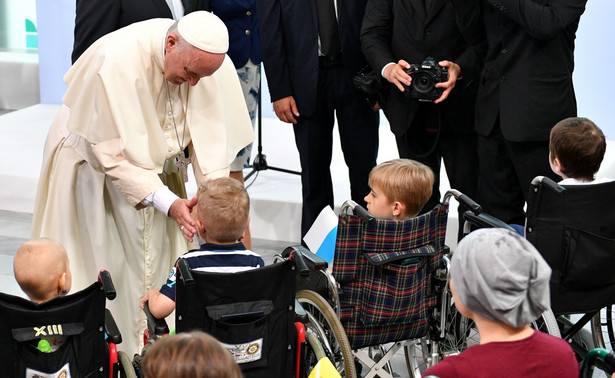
[405,305,479,377]
[297,290,357,378]
[592,305,615,351]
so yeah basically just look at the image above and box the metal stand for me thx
[245,72,301,180]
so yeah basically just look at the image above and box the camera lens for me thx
[412,72,435,93]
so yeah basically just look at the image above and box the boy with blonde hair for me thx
[364,158,435,220]
[141,177,264,318]
[13,238,72,303]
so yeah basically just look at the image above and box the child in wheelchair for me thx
[13,238,72,352]
[424,228,578,377]
[363,158,434,220]
[141,177,265,319]
[509,116,611,235]
[549,116,611,185]
[14,238,72,304]
[141,331,242,378]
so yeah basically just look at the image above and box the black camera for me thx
[353,66,384,109]
[403,57,448,102]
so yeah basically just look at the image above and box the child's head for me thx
[549,117,606,181]
[450,228,551,328]
[196,177,250,244]
[13,238,72,303]
[364,159,434,220]
[142,331,242,378]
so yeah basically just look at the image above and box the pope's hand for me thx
[169,196,198,242]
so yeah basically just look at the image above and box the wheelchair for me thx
[277,190,560,378]
[464,176,615,374]
[139,258,327,378]
[0,270,136,377]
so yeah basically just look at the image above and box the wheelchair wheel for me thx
[304,328,328,371]
[535,309,560,337]
[118,351,138,378]
[591,305,615,352]
[297,290,357,378]
[404,307,559,377]
[405,304,479,378]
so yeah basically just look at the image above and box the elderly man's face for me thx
[164,34,225,86]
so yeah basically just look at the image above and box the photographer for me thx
[361,0,485,214]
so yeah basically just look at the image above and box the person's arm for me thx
[90,140,197,242]
[141,288,175,319]
[486,0,587,40]
[257,0,299,123]
[361,0,397,77]
[433,0,486,103]
[449,0,487,80]
[72,0,120,63]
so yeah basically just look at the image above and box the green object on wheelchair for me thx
[37,339,52,353]
[400,257,421,265]
[581,348,611,375]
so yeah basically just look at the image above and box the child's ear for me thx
[392,201,405,217]
[239,216,251,242]
[196,219,206,237]
[551,157,564,175]
[58,272,67,295]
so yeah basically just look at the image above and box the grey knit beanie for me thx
[450,228,552,327]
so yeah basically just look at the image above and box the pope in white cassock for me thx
[31,11,254,355]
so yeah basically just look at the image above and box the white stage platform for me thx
[2,104,614,248]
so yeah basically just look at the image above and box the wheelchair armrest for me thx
[105,308,123,344]
[177,258,195,286]
[463,211,516,232]
[341,200,375,224]
[294,299,309,324]
[283,245,329,271]
[143,301,169,337]
[531,176,566,194]
[443,190,482,215]
[98,270,116,300]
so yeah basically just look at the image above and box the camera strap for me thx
[409,106,442,159]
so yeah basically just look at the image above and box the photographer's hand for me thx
[273,96,300,124]
[383,60,412,92]
[434,60,461,103]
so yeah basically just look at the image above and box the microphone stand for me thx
[245,69,301,180]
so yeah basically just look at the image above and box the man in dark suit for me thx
[258,0,379,238]
[361,0,484,214]
[475,0,587,225]
[72,0,196,63]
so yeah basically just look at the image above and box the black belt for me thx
[319,55,343,68]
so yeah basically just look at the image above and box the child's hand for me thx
[140,289,154,309]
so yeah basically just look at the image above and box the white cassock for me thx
[31,18,253,356]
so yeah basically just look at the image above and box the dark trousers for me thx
[395,104,479,214]
[294,64,379,238]
[476,119,559,225]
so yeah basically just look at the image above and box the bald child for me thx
[13,238,72,303]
